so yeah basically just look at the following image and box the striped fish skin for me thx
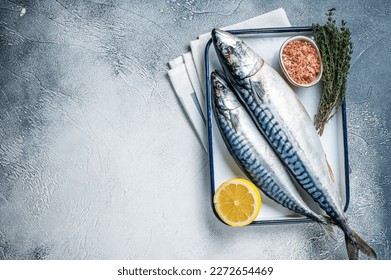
[212,29,376,259]
[211,71,327,224]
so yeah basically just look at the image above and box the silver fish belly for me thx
[211,71,326,224]
[212,28,376,259]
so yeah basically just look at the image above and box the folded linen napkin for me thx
[168,8,291,150]
[168,63,207,150]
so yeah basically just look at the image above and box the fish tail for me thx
[319,222,337,241]
[322,216,377,259]
[345,231,377,260]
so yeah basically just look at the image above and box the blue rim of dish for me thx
[204,26,350,226]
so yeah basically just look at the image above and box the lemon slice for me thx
[213,178,261,227]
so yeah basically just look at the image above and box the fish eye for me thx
[222,47,230,55]
[216,82,223,90]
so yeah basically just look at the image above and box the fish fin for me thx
[345,231,377,260]
[353,231,377,259]
[326,158,335,183]
[325,157,343,204]
[319,222,338,241]
[345,234,359,260]
[318,215,338,241]
[229,111,240,133]
[249,80,265,101]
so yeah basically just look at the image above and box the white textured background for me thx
[0,0,390,259]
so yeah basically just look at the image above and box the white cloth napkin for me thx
[168,8,291,150]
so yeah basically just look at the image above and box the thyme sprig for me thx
[312,8,353,135]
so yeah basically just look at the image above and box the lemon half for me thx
[213,178,262,227]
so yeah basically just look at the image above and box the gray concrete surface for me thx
[0,0,390,259]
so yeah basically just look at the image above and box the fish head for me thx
[212,28,263,80]
[211,71,241,112]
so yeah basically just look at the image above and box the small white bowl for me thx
[279,35,323,88]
